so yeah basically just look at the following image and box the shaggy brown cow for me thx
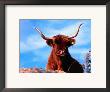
[35,24,84,73]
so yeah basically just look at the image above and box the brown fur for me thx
[46,35,84,73]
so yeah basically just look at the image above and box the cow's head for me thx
[35,24,83,56]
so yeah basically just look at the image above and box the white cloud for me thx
[20,35,47,53]
[69,48,90,54]
[44,22,82,37]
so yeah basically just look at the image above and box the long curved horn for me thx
[70,23,83,38]
[35,27,50,40]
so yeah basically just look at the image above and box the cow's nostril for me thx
[58,50,63,54]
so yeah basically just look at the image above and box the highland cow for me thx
[35,24,84,73]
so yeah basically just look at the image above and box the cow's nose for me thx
[56,50,65,56]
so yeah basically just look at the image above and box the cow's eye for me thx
[54,39,60,44]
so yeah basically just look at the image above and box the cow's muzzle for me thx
[56,50,65,56]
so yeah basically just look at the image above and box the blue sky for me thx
[20,19,91,69]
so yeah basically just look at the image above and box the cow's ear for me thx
[67,38,76,47]
[46,39,53,46]
[71,39,76,45]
